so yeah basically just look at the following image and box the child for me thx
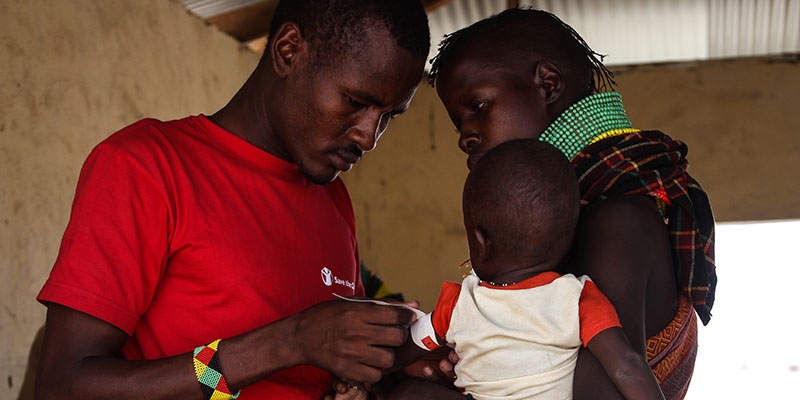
[385,139,664,400]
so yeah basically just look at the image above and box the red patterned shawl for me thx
[572,130,717,325]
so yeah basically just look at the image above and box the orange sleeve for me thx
[431,281,462,340]
[579,279,622,346]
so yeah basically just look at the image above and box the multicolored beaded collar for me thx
[538,91,640,160]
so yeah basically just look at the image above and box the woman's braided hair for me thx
[428,7,615,95]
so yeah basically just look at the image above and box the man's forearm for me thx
[35,303,301,400]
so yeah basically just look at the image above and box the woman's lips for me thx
[467,153,483,170]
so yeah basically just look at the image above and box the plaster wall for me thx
[0,1,258,397]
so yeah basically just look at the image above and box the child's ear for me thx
[474,226,494,263]
[533,61,563,105]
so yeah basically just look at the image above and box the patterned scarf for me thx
[574,130,716,325]
[542,93,717,325]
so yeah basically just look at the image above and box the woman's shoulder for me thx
[575,195,672,273]
[580,195,663,231]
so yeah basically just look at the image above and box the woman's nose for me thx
[458,129,480,155]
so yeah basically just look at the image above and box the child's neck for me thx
[484,262,557,286]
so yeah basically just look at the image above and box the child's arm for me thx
[586,327,665,400]
[386,313,446,374]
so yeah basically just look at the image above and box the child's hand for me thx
[324,379,371,400]
[402,346,459,383]
[334,383,369,400]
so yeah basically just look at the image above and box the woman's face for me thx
[435,47,557,170]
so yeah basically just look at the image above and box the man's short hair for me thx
[268,0,430,63]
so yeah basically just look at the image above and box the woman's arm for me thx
[571,195,677,399]
[374,377,466,400]
[587,328,664,399]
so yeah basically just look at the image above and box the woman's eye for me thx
[471,100,487,112]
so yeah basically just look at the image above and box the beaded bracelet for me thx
[193,339,241,400]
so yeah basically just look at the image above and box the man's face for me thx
[436,46,554,171]
[277,25,425,185]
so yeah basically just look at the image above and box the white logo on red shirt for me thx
[321,267,355,290]
[321,267,333,286]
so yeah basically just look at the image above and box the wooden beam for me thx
[422,0,454,12]
[208,0,456,55]
[205,1,278,43]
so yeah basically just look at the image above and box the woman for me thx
[382,8,716,400]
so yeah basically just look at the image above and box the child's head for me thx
[462,139,579,283]
[429,7,613,102]
[429,8,616,164]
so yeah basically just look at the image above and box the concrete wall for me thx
[2,0,799,398]
[0,1,258,398]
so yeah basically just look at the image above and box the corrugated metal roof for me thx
[429,0,800,65]
[180,0,800,66]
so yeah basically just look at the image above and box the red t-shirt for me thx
[38,115,364,399]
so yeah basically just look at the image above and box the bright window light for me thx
[686,219,800,398]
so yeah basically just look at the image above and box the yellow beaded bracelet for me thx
[193,339,241,400]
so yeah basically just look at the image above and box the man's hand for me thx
[289,299,416,383]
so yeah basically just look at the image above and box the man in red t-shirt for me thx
[35,1,430,399]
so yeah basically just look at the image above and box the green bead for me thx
[539,91,634,160]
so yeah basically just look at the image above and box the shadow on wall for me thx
[17,325,44,400]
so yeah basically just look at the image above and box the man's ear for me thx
[533,61,563,105]
[269,22,306,78]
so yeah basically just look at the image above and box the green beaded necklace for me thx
[538,91,637,160]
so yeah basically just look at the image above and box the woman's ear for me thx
[269,22,306,78]
[533,61,563,105]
